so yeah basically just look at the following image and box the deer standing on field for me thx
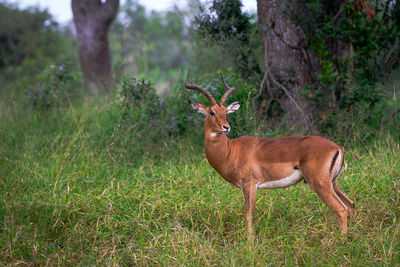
[185,72,354,238]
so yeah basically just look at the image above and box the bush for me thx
[27,64,82,111]
[0,3,77,82]
[117,76,194,142]
[194,0,261,79]
[294,0,400,127]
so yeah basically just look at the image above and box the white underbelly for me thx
[257,169,302,189]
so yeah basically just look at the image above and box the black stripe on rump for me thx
[330,150,339,174]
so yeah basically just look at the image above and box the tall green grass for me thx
[1,97,399,265]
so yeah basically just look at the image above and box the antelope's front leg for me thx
[242,182,257,240]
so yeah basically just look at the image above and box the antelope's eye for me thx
[210,110,216,116]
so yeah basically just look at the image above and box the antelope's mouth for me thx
[219,129,230,134]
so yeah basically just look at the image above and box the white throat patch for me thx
[257,170,302,189]
[210,132,217,137]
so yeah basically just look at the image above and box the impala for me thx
[185,72,354,238]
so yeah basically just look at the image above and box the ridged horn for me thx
[220,74,236,105]
[185,71,217,105]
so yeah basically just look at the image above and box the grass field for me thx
[1,98,399,265]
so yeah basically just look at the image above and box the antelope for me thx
[185,72,354,238]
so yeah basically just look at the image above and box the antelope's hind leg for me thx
[333,181,354,219]
[309,180,349,234]
[302,163,349,234]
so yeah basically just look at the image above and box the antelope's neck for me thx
[204,129,232,176]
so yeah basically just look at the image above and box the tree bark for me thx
[257,0,314,125]
[72,0,119,94]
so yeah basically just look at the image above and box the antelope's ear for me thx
[188,100,207,116]
[226,101,242,114]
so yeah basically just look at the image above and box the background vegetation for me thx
[0,0,399,265]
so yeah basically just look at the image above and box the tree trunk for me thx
[257,0,315,125]
[72,0,119,94]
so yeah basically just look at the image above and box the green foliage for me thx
[110,0,190,79]
[117,76,195,144]
[194,0,261,78]
[26,64,82,112]
[0,3,54,68]
[1,2,399,263]
[293,0,400,128]
[196,0,399,131]
[1,96,399,265]
[116,69,272,147]
[0,2,77,84]
[195,0,252,43]
[118,77,161,130]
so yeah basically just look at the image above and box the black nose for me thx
[223,125,230,131]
